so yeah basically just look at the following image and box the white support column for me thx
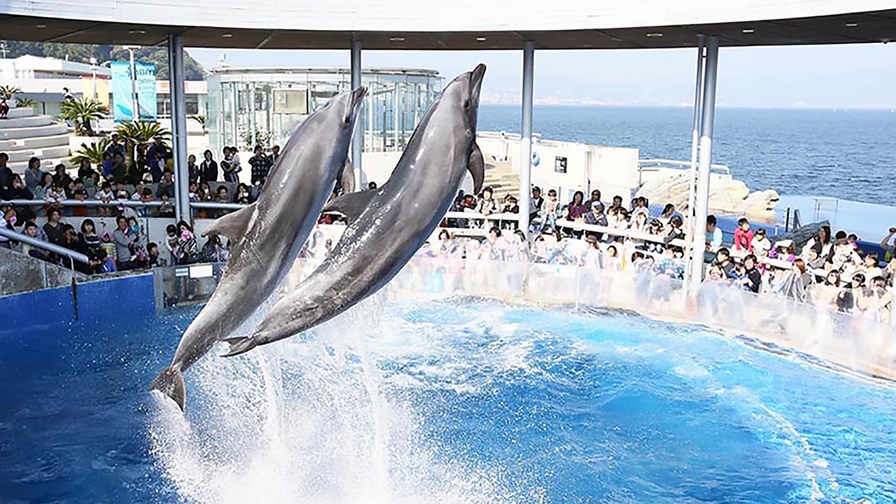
[519,40,535,236]
[167,34,191,224]
[351,38,363,189]
[682,35,705,300]
[687,36,720,302]
[249,84,256,147]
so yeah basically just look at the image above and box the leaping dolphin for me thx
[150,87,367,410]
[222,64,486,357]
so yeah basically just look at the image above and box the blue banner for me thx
[111,61,157,122]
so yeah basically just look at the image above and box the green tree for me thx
[0,41,205,80]
[72,138,111,165]
[61,98,107,136]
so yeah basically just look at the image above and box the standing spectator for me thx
[220,147,241,183]
[187,154,200,184]
[0,153,12,195]
[268,145,281,166]
[110,152,127,183]
[62,87,75,101]
[4,174,35,222]
[174,220,198,265]
[0,205,15,248]
[733,217,754,253]
[104,134,126,159]
[539,189,559,233]
[23,157,44,193]
[200,150,218,183]
[249,145,273,187]
[164,224,178,265]
[0,97,8,119]
[112,216,136,271]
[146,136,169,183]
[43,208,66,246]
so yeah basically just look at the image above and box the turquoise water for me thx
[1,297,894,503]
[479,105,896,208]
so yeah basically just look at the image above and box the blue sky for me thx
[189,44,896,109]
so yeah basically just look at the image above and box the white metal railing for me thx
[0,227,90,265]
[0,199,164,208]
[638,158,730,175]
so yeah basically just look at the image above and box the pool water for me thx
[1,297,894,503]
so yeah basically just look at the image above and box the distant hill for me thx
[1,41,206,80]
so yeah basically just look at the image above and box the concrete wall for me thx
[0,272,154,335]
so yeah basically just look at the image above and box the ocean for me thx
[478,105,896,208]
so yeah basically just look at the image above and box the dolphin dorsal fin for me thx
[469,142,485,195]
[203,202,257,242]
[322,190,376,223]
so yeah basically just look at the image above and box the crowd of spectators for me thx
[4,146,895,325]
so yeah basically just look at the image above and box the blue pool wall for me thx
[0,274,155,336]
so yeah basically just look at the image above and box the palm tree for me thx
[71,138,111,166]
[0,85,21,100]
[189,114,207,133]
[60,98,107,136]
[15,98,36,109]
[115,121,171,172]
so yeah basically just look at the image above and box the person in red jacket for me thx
[734,217,754,253]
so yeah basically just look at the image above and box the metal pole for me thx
[687,35,720,301]
[519,40,535,236]
[249,85,256,147]
[128,48,139,121]
[230,84,238,147]
[682,35,705,301]
[168,34,191,224]
[351,38,363,189]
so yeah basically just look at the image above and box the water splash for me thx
[148,297,520,504]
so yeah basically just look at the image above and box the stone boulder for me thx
[636,171,779,222]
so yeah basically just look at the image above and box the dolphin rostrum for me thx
[150,87,367,410]
[222,64,486,357]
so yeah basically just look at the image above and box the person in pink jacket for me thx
[734,217,754,253]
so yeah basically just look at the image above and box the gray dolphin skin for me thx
[150,86,367,410]
[222,64,486,357]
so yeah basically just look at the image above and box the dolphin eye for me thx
[464,100,471,109]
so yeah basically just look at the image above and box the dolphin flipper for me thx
[339,158,356,194]
[469,142,485,195]
[322,190,377,222]
[149,366,186,411]
[222,336,259,357]
[203,202,257,242]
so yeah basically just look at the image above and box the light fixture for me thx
[222,33,233,38]
[389,37,405,42]
[36,24,46,29]
[845,22,859,27]
[476,37,487,42]
[128,29,146,35]
[646,32,663,38]
[742,28,755,34]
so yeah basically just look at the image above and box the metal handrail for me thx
[638,158,731,175]
[0,227,90,265]
[190,201,247,210]
[554,218,688,248]
[0,198,165,208]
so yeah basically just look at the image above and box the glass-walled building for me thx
[206,67,443,155]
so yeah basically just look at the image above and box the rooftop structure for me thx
[0,1,893,49]
[206,66,443,154]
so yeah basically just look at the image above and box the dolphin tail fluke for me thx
[149,367,186,411]
[469,142,485,195]
[222,337,259,357]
